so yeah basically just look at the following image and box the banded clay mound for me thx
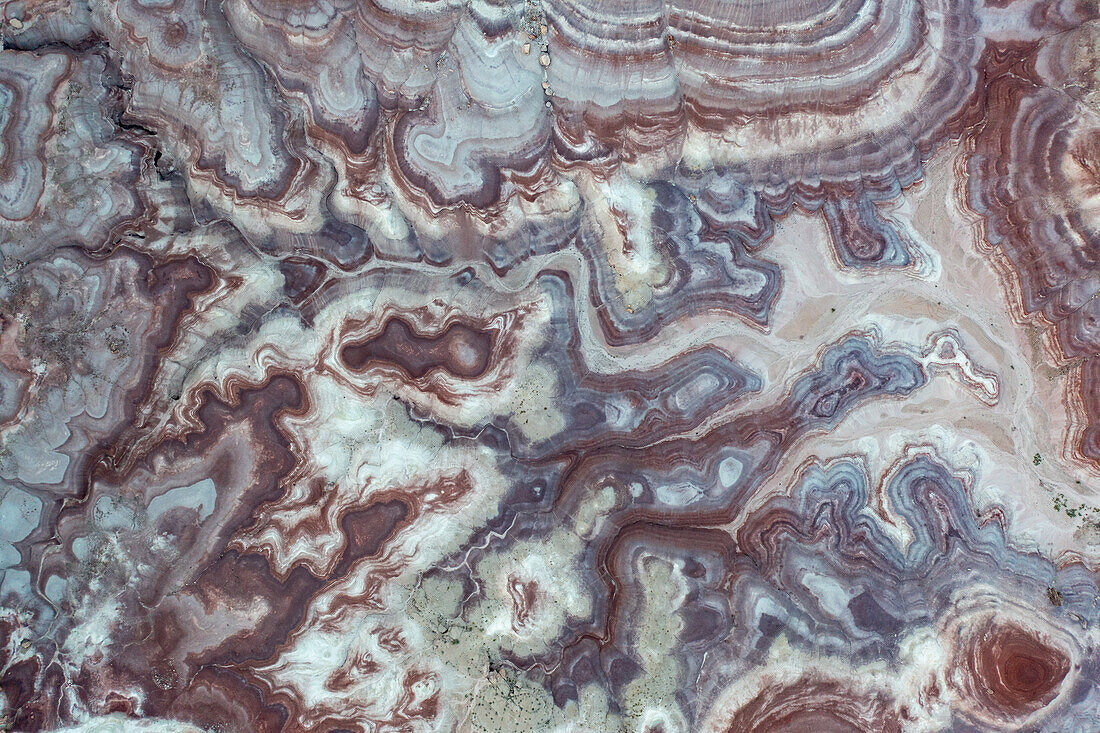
[2,0,1100,730]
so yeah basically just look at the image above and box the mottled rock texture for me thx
[1,0,1100,730]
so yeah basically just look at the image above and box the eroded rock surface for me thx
[1,0,1100,730]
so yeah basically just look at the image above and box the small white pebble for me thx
[539,53,550,67]
[9,17,24,28]
[521,43,530,55]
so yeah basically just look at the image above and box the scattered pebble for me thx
[539,53,550,67]
[8,17,23,28]
[521,43,530,55]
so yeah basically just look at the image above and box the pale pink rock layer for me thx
[0,0,1099,730]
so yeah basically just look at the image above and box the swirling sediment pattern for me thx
[1,0,1099,730]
